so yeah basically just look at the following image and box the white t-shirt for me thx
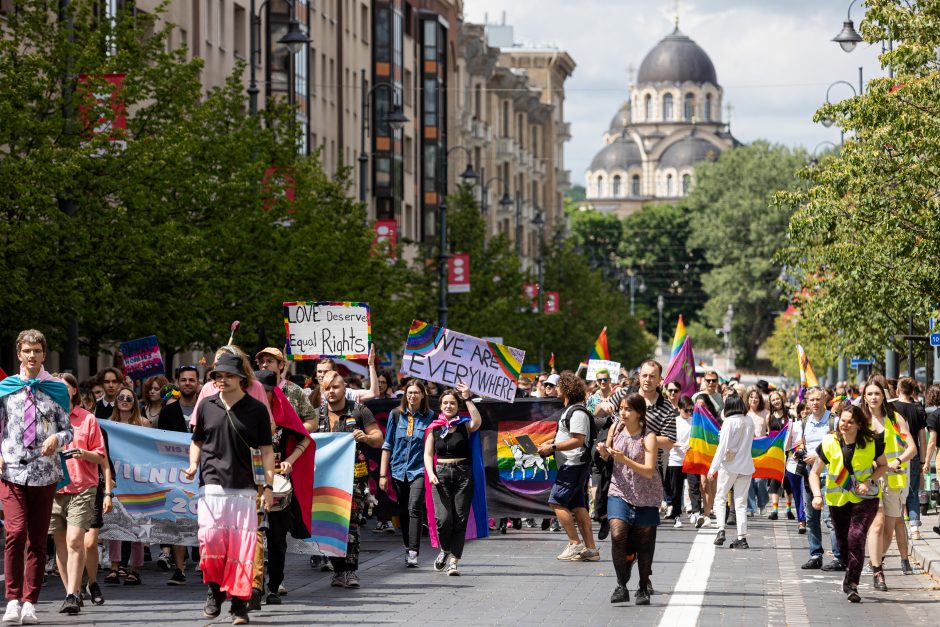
[669,414,692,467]
[555,405,590,467]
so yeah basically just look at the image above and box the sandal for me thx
[117,565,128,578]
[124,571,141,585]
[88,582,105,605]
[104,569,120,585]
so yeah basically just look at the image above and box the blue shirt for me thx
[382,407,435,482]
[804,410,832,477]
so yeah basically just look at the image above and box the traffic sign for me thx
[850,358,873,369]
[930,333,940,347]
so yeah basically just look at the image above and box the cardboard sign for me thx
[119,336,164,381]
[401,320,525,402]
[283,301,371,360]
[586,359,620,382]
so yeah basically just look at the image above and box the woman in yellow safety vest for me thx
[861,379,917,591]
[809,403,888,602]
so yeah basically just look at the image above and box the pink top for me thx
[608,426,663,508]
[189,379,273,428]
[61,407,106,494]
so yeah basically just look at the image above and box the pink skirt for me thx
[197,485,257,600]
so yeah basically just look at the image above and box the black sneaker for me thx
[635,586,651,606]
[330,572,347,587]
[60,594,81,615]
[265,592,282,605]
[248,588,262,611]
[767,511,778,520]
[786,509,796,520]
[801,557,822,570]
[714,530,726,546]
[345,572,361,588]
[204,589,223,618]
[541,518,551,531]
[822,559,846,572]
[598,519,611,541]
[901,559,914,575]
[434,550,450,572]
[847,589,861,603]
[610,585,629,603]
[231,598,250,625]
[167,568,187,585]
[729,538,749,549]
[156,553,171,572]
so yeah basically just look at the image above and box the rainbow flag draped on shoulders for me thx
[751,424,789,482]
[682,404,721,475]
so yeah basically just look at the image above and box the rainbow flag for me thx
[751,425,789,482]
[833,464,853,492]
[682,404,721,475]
[306,432,356,557]
[497,420,558,482]
[670,315,687,361]
[549,352,555,371]
[589,327,610,361]
[797,344,818,388]
[116,489,171,516]
[663,336,696,399]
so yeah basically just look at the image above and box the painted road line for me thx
[657,530,716,627]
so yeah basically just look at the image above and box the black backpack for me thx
[558,403,597,464]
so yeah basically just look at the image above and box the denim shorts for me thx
[607,495,660,526]
[548,463,590,511]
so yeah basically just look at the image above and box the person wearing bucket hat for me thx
[256,348,316,432]
[183,352,275,625]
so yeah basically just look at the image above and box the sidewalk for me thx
[912,522,940,580]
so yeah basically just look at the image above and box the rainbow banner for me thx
[751,425,789,483]
[682,404,721,475]
[306,432,355,557]
[282,301,371,360]
[670,315,687,361]
[115,489,172,516]
[401,320,525,402]
[589,326,610,361]
[497,420,558,482]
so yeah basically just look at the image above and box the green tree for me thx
[776,0,940,363]
[764,313,836,381]
[566,200,622,279]
[685,141,808,368]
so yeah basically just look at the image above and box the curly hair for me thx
[555,371,586,405]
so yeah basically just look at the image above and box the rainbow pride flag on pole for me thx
[663,336,696,399]
[682,404,721,475]
[590,327,610,361]
[751,425,789,482]
[670,315,687,361]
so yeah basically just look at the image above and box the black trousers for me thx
[393,476,426,553]
[431,461,473,559]
[687,473,704,514]
[664,466,686,518]
[264,506,292,593]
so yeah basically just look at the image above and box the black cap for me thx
[213,353,247,378]
[254,369,277,391]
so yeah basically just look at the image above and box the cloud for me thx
[464,0,885,183]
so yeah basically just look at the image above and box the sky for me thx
[462,0,885,184]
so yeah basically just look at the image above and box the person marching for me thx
[424,383,483,575]
[708,394,755,548]
[380,379,435,568]
[597,393,662,606]
[808,403,888,602]
[767,390,796,521]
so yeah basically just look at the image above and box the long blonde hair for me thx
[111,385,142,426]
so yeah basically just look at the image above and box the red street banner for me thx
[448,253,470,293]
[544,291,559,314]
[261,166,296,212]
[78,73,127,149]
[372,220,397,257]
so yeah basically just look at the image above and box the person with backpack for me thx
[537,371,599,562]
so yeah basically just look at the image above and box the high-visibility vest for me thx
[882,413,909,490]
[823,434,877,507]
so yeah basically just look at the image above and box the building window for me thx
[233,5,246,59]
[596,175,605,197]
[501,101,510,136]
[631,174,640,197]
[217,0,225,49]
[666,173,675,196]
[705,94,712,121]
[682,173,692,196]
[612,175,622,197]
[684,93,694,121]
[361,4,369,43]
[644,94,652,121]
[294,46,307,97]
[298,115,308,155]
[662,94,673,121]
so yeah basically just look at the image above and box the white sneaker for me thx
[20,602,37,625]
[690,513,698,525]
[557,543,585,560]
[446,556,460,576]
[665,505,673,518]
[702,517,713,528]
[674,518,683,528]
[3,600,21,625]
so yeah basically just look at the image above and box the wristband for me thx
[380,474,388,478]
[104,492,114,497]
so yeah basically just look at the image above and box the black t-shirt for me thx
[157,402,191,434]
[434,423,471,459]
[817,433,886,472]
[193,393,272,490]
[893,400,926,458]
[927,408,940,435]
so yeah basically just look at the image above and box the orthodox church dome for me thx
[589,136,643,171]
[636,27,717,86]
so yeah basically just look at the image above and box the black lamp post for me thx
[357,70,408,204]
[832,0,864,52]
[532,209,545,370]
[248,0,311,118]
[446,145,478,183]
[819,77,860,144]
[480,172,509,215]
[435,146,479,328]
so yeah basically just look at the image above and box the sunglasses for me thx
[116,395,134,402]
[596,378,610,383]
[704,378,719,384]
[544,383,556,388]
[667,388,680,393]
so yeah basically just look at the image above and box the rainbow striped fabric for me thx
[116,489,171,516]
[306,432,356,557]
[588,327,610,362]
[682,405,721,475]
[751,425,789,483]
[670,315,687,361]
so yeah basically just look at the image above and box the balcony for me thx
[518,150,532,167]
[532,159,546,177]
[556,169,571,191]
[557,121,572,141]
[496,137,516,161]
[471,119,491,142]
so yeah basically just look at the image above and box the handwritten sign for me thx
[283,301,371,360]
[401,320,525,402]
[119,336,164,381]
[586,359,620,382]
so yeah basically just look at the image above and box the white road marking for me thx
[657,530,717,627]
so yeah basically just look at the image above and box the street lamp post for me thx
[832,0,864,52]
[248,0,310,118]
[479,170,510,215]
[356,71,409,203]
[657,294,665,356]
[532,209,546,370]
[436,146,479,328]
[515,196,524,256]
[819,76,861,144]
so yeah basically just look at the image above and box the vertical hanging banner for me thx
[262,166,296,212]
[401,320,525,402]
[448,253,470,293]
[544,291,559,314]
[283,301,371,360]
[78,73,127,150]
[372,220,398,257]
[118,336,164,381]
[523,283,539,312]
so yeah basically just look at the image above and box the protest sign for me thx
[586,359,620,381]
[401,320,525,402]
[119,335,164,381]
[283,301,371,360]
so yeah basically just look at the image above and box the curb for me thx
[911,536,940,581]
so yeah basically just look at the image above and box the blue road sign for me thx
[850,358,873,369]
[930,333,940,347]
